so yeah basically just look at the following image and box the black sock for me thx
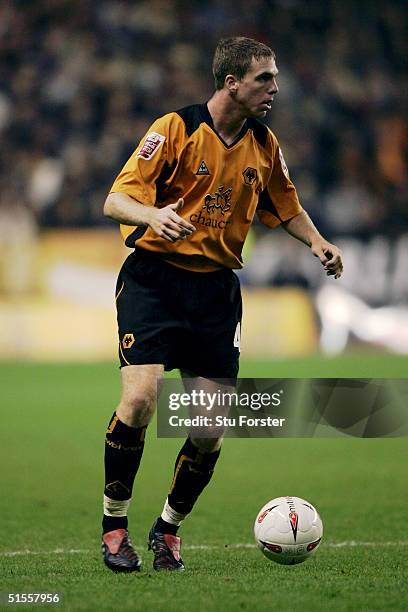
[102,412,146,534]
[103,515,128,533]
[167,437,221,516]
[155,516,179,535]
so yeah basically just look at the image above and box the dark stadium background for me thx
[0,2,407,610]
[0,0,407,359]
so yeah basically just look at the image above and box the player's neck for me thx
[207,92,247,146]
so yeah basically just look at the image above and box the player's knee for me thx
[191,436,223,453]
[118,389,157,426]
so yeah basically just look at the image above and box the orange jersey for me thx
[110,103,302,271]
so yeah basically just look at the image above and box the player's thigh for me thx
[118,364,164,427]
[190,270,242,380]
[116,250,186,370]
[180,373,235,451]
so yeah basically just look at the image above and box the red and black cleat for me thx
[147,520,185,571]
[102,529,142,572]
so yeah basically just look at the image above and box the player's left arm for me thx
[258,133,343,279]
[282,210,344,279]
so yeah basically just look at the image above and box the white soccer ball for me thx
[254,496,323,565]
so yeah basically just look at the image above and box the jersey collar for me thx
[200,103,249,149]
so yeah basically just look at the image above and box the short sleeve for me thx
[257,133,303,228]
[109,113,183,206]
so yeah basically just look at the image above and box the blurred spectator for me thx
[0,0,406,235]
[0,186,38,295]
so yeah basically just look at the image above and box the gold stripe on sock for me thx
[106,415,119,434]
[169,455,194,494]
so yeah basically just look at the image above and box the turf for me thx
[0,357,407,611]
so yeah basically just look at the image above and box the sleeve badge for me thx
[136,132,166,160]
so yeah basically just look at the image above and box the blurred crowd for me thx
[0,0,407,238]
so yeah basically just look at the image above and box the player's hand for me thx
[147,198,196,242]
[311,240,343,279]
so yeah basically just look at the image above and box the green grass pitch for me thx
[1,355,407,611]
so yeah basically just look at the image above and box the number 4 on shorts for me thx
[233,322,241,351]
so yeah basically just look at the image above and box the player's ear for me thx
[225,74,239,94]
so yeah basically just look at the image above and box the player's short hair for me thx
[213,36,275,90]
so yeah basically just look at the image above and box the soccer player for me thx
[101,36,343,573]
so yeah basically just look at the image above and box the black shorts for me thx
[115,248,242,380]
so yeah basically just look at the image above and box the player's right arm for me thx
[104,193,195,243]
[104,113,195,243]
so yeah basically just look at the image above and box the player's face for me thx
[234,57,279,118]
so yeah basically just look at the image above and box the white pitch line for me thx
[1,541,407,557]
[0,549,89,557]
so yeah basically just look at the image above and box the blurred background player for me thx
[100,36,343,572]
